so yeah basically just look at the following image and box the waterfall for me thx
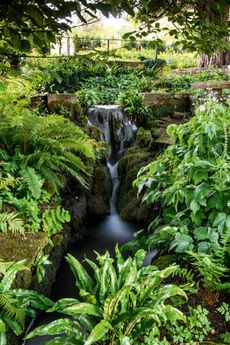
[87,105,136,213]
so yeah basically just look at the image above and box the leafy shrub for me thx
[77,89,100,107]
[26,246,186,344]
[117,89,150,120]
[132,101,230,256]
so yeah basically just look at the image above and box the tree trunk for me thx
[199,51,230,68]
[199,2,229,67]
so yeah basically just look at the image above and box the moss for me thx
[136,127,153,149]
[0,232,48,288]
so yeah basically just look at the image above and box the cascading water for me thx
[25,105,155,345]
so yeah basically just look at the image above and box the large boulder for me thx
[118,148,154,225]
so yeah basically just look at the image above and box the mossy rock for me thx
[136,127,153,149]
[118,149,154,225]
[88,164,111,218]
[0,232,48,288]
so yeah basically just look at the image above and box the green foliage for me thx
[42,207,71,238]
[77,89,100,108]
[26,246,187,344]
[167,305,212,344]
[0,212,24,234]
[153,69,227,93]
[133,101,230,256]
[0,1,129,55]
[0,260,52,341]
[0,83,94,235]
[117,89,150,119]
[218,302,230,322]
[33,252,51,283]
[188,252,227,291]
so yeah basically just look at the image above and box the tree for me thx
[0,0,134,56]
[131,0,230,66]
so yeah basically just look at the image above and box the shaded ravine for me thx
[24,106,155,345]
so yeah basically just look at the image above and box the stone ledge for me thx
[141,92,190,108]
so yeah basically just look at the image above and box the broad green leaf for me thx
[61,302,102,317]
[66,254,94,293]
[48,298,79,313]
[10,289,53,311]
[115,244,124,272]
[0,319,6,334]
[103,286,131,321]
[0,261,26,293]
[0,332,7,345]
[26,319,76,339]
[190,199,199,214]
[170,234,194,253]
[134,249,146,269]
[85,320,113,345]
[79,289,97,305]
[45,335,83,345]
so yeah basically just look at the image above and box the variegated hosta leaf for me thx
[134,249,146,269]
[61,302,102,317]
[85,320,113,345]
[0,261,26,293]
[45,335,84,345]
[103,286,131,321]
[154,284,187,304]
[26,319,77,339]
[48,298,79,313]
[0,332,7,345]
[66,254,94,294]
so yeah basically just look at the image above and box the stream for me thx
[25,106,156,345]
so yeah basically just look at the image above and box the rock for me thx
[0,232,48,289]
[141,92,191,110]
[136,127,153,149]
[191,80,230,91]
[88,164,111,219]
[118,148,154,225]
[47,93,82,122]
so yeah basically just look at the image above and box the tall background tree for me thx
[131,0,229,67]
[0,0,229,67]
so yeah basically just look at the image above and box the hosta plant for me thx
[0,260,53,345]
[26,246,187,344]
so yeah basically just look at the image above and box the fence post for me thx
[67,36,70,55]
[107,39,110,56]
[59,38,62,55]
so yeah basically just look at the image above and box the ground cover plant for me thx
[26,246,187,345]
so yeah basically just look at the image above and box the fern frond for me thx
[20,167,42,199]
[0,212,25,234]
[0,293,25,329]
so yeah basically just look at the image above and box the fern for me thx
[0,293,25,329]
[188,251,228,291]
[42,206,71,238]
[20,166,42,199]
[0,212,25,234]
